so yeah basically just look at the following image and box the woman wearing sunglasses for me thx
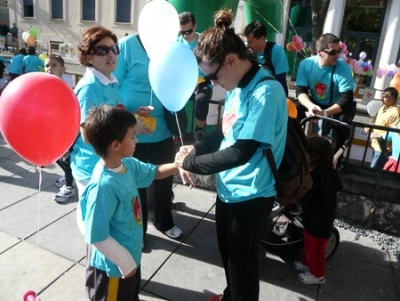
[174,9,287,301]
[295,33,355,167]
[71,26,124,230]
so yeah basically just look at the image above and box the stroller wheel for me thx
[325,226,340,260]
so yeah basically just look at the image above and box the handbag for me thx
[164,107,188,136]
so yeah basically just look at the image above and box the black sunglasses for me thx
[179,29,194,36]
[89,44,120,56]
[322,48,342,56]
[204,60,224,82]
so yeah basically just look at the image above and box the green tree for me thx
[310,0,330,55]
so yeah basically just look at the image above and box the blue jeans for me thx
[370,150,382,168]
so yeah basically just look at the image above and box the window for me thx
[82,0,95,21]
[51,0,63,19]
[23,0,34,17]
[116,0,131,23]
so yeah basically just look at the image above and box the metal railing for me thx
[343,120,400,177]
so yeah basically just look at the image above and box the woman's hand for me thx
[135,119,154,136]
[175,145,195,167]
[135,106,154,117]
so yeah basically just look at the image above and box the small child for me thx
[294,137,342,285]
[81,104,182,300]
[44,54,77,203]
[377,121,400,173]
[23,46,44,73]
[365,87,400,169]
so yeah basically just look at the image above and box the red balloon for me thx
[0,73,80,166]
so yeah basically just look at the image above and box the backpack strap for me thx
[264,148,279,186]
[257,75,280,184]
[263,41,276,76]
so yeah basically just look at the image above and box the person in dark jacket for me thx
[0,19,10,52]
[294,137,342,285]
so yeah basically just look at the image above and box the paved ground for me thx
[0,133,399,301]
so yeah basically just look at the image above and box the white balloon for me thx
[138,0,180,59]
[367,100,382,117]
[22,32,30,43]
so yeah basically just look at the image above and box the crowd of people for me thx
[1,7,399,301]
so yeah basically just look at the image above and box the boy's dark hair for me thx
[19,47,27,55]
[47,54,65,67]
[85,105,137,158]
[316,33,340,50]
[179,11,196,25]
[243,20,266,39]
[308,137,334,169]
[27,46,36,55]
[384,87,398,100]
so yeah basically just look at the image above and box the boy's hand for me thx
[122,268,137,279]
[179,168,195,189]
[364,127,370,134]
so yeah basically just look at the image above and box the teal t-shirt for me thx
[256,42,289,75]
[387,130,400,160]
[81,158,157,277]
[23,55,44,73]
[296,56,355,108]
[113,35,173,143]
[8,54,24,74]
[217,69,288,203]
[71,68,122,182]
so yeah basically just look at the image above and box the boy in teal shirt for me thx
[81,105,193,300]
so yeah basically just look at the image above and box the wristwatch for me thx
[323,110,328,117]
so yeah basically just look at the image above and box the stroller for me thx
[260,116,353,260]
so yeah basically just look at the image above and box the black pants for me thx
[86,264,141,301]
[215,196,274,301]
[194,82,212,122]
[56,153,74,187]
[133,137,175,235]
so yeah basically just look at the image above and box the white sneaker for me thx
[55,176,66,188]
[54,185,77,203]
[298,271,326,284]
[164,226,182,239]
[293,261,309,272]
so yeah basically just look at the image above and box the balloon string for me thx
[150,89,153,107]
[35,165,43,290]
[175,112,184,146]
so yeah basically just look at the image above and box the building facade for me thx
[5,0,400,94]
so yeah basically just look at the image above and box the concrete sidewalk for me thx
[0,134,399,301]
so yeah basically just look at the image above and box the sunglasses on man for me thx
[179,29,194,36]
[321,48,342,56]
[89,44,120,56]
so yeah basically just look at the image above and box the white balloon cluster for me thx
[138,0,198,112]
